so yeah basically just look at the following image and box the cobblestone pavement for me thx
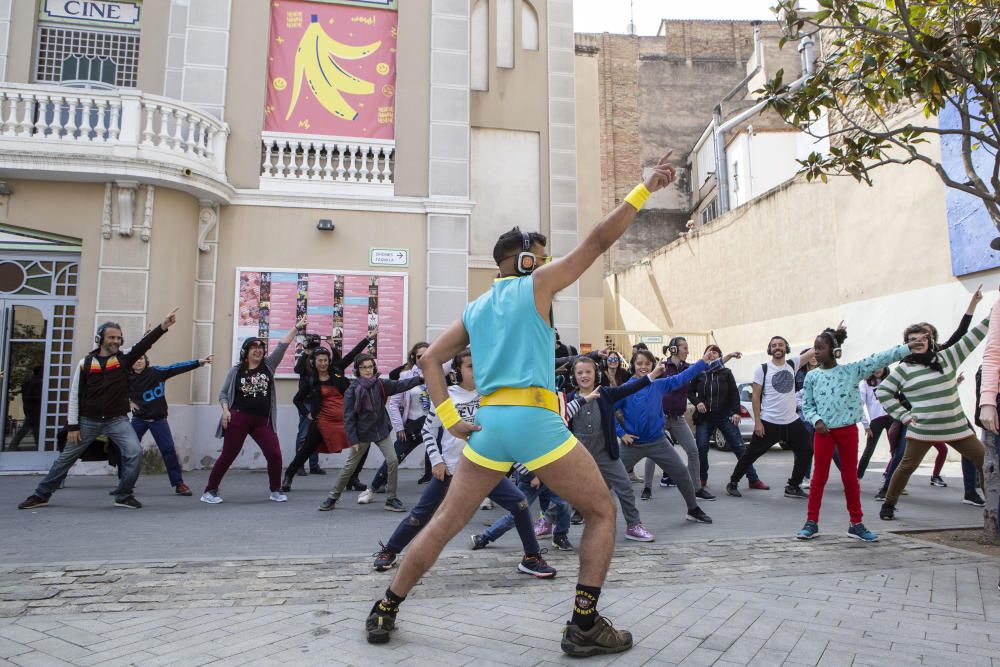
[2,452,998,665]
[0,534,998,665]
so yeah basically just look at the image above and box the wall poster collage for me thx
[234,268,407,378]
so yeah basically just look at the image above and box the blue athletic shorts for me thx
[462,405,577,471]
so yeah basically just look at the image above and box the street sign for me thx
[369,248,408,267]
[640,335,663,344]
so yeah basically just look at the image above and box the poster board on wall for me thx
[233,267,407,378]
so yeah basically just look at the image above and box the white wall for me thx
[470,127,541,260]
[746,130,799,199]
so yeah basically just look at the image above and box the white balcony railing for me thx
[0,82,230,200]
[260,131,395,194]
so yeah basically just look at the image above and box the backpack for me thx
[759,359,796,398]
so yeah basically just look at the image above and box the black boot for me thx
[280,471,294,493]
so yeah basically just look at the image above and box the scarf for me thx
[354,376,383,415]
[902,350,944,373]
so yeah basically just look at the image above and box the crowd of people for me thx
[11,152,999,658]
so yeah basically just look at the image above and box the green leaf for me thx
[813,9,832,22]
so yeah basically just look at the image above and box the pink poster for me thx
[376,276,404,369]
[265,0,398,139]
[269,339,298,376]
[307,273,335,336]
[236,269,405,376]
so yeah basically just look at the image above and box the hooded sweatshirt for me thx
[128,359,201,421]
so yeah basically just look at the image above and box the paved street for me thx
[2,449,998,665]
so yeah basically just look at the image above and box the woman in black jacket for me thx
[688,345,767,496]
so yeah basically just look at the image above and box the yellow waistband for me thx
[480,387,560,414]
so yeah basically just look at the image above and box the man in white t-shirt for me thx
[726,333,824,499]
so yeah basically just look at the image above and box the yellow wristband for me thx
[436,398,461,429]
[624,183,651,211]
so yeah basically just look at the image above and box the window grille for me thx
[35,26,139,88]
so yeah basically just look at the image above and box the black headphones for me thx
[767,336,790,356]
[821,331,843,359]
[309,347,331,369]
[453,351,471,384]
[354,354,378,376]
[240,337,265,363]
[95,321,123,346]
[514,230,535,275]
[665,336,685,356]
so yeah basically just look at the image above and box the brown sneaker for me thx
[561,615,633,657]
[175,483,193,496]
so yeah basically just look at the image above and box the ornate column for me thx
[190,201,219,403]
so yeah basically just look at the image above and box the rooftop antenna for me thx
[627,0,636,35]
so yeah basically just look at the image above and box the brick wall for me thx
[579,20,798,274]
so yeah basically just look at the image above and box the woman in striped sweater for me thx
[875,304,992,520]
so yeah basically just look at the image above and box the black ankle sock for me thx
[375,587,405,616]
[572,584,601,630]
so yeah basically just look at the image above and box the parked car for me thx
[709,382,754,450]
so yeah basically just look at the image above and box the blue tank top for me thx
[462,275,555,395]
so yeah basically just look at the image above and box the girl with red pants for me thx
[796,327,921,542]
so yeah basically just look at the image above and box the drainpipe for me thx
[714,30,815,215]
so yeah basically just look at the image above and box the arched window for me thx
[496,0,514,68]
[522,0,539,51]
[471,0,489,90]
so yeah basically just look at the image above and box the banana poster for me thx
[265,0,397,139]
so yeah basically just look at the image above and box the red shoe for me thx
[748,480,770,490]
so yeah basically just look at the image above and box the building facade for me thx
[0,0,601,473]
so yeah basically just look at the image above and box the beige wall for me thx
[575,51,603,350]
[6,0,37,83]
[1,179,104,359]
[471,0,551,237]
[212,205,427,402]
[224,0,270,189]
[136,0,170,94]
[393,0,431,198]
[144,189,200,405]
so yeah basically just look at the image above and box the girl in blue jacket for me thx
[614,349,720,524]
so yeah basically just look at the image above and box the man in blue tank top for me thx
[365,153,677,657]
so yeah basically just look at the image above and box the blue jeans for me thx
[695,413,758,484]
[131,418,184,487]
[387,475,539,555]
[35,416,141,502]
[295,414,319,469]
[484,474,570,542]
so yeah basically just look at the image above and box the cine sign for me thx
[42,0,142,28]
[370,248,408,267]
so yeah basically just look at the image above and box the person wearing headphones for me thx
[128,351,213,496]
[284,331,377,491]
[201,317,305,505]
[727,327,840,499]
[796,328,915,542]
[373,349,556,578]
[364,153,678,655]
[318,352,423,512]
[18,309,180,510]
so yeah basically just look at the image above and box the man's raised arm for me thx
[532,152,676,306]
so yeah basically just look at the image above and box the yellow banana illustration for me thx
[285,14,382,122]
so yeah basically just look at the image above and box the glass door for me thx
[0,301,56,470]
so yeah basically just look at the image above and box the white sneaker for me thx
[200,491,223,504]
[801,480,810,489]
[357,488,376,504]
[269,491,288,502]
[480,498,493,510]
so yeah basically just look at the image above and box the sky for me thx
[573,0,820,36]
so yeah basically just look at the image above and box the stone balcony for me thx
[0,82,232,202]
